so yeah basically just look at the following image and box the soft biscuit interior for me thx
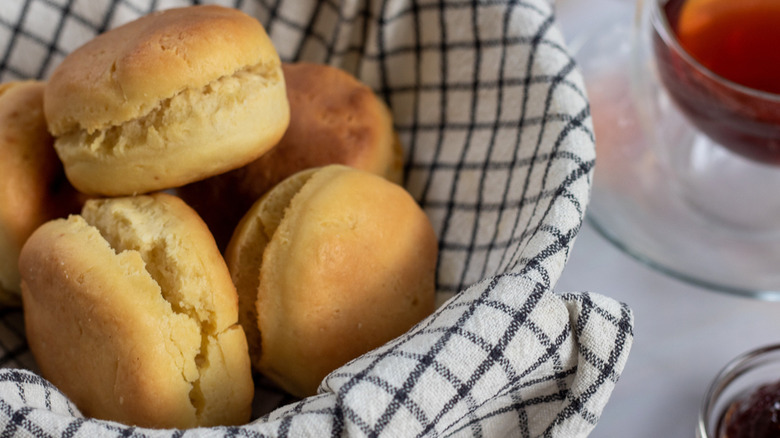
[81,196,237,332]
[52,58,289,196]
[44,5,281,137]
[225,168,317,371]
[21,194,251,428]
[55,62,283,156]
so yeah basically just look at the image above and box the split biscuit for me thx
[19,193,253,428]
[44,5,289,196]
[225,165,437,398]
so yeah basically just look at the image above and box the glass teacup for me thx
[641,0,780,232]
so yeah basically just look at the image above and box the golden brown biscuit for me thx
[44,5,289,196]
[225,165,436,398]
[19,193,253,428]
[0,81,82,306]
[179,62,403,250]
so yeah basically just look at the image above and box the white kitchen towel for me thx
[0,0,633,436]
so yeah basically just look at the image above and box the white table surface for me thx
[553,0,780,436]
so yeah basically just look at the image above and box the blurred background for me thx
[554,0,780,436]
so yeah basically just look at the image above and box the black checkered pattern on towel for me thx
[0,0,634,436]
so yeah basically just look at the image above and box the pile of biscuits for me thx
[1,5,438,430]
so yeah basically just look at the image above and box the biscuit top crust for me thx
[44,5,280,135]
[279,62,398,177]
[232,62,403,194]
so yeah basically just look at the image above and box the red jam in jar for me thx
[720,380,780,437]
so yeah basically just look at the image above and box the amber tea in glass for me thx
[653,0,780,165]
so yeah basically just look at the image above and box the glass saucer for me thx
[569,0,780,298]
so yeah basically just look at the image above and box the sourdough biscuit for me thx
[44,5,289,196]
[19,193,253,428]
[226,165,437,397]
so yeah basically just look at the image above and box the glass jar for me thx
[699,344,780,437]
